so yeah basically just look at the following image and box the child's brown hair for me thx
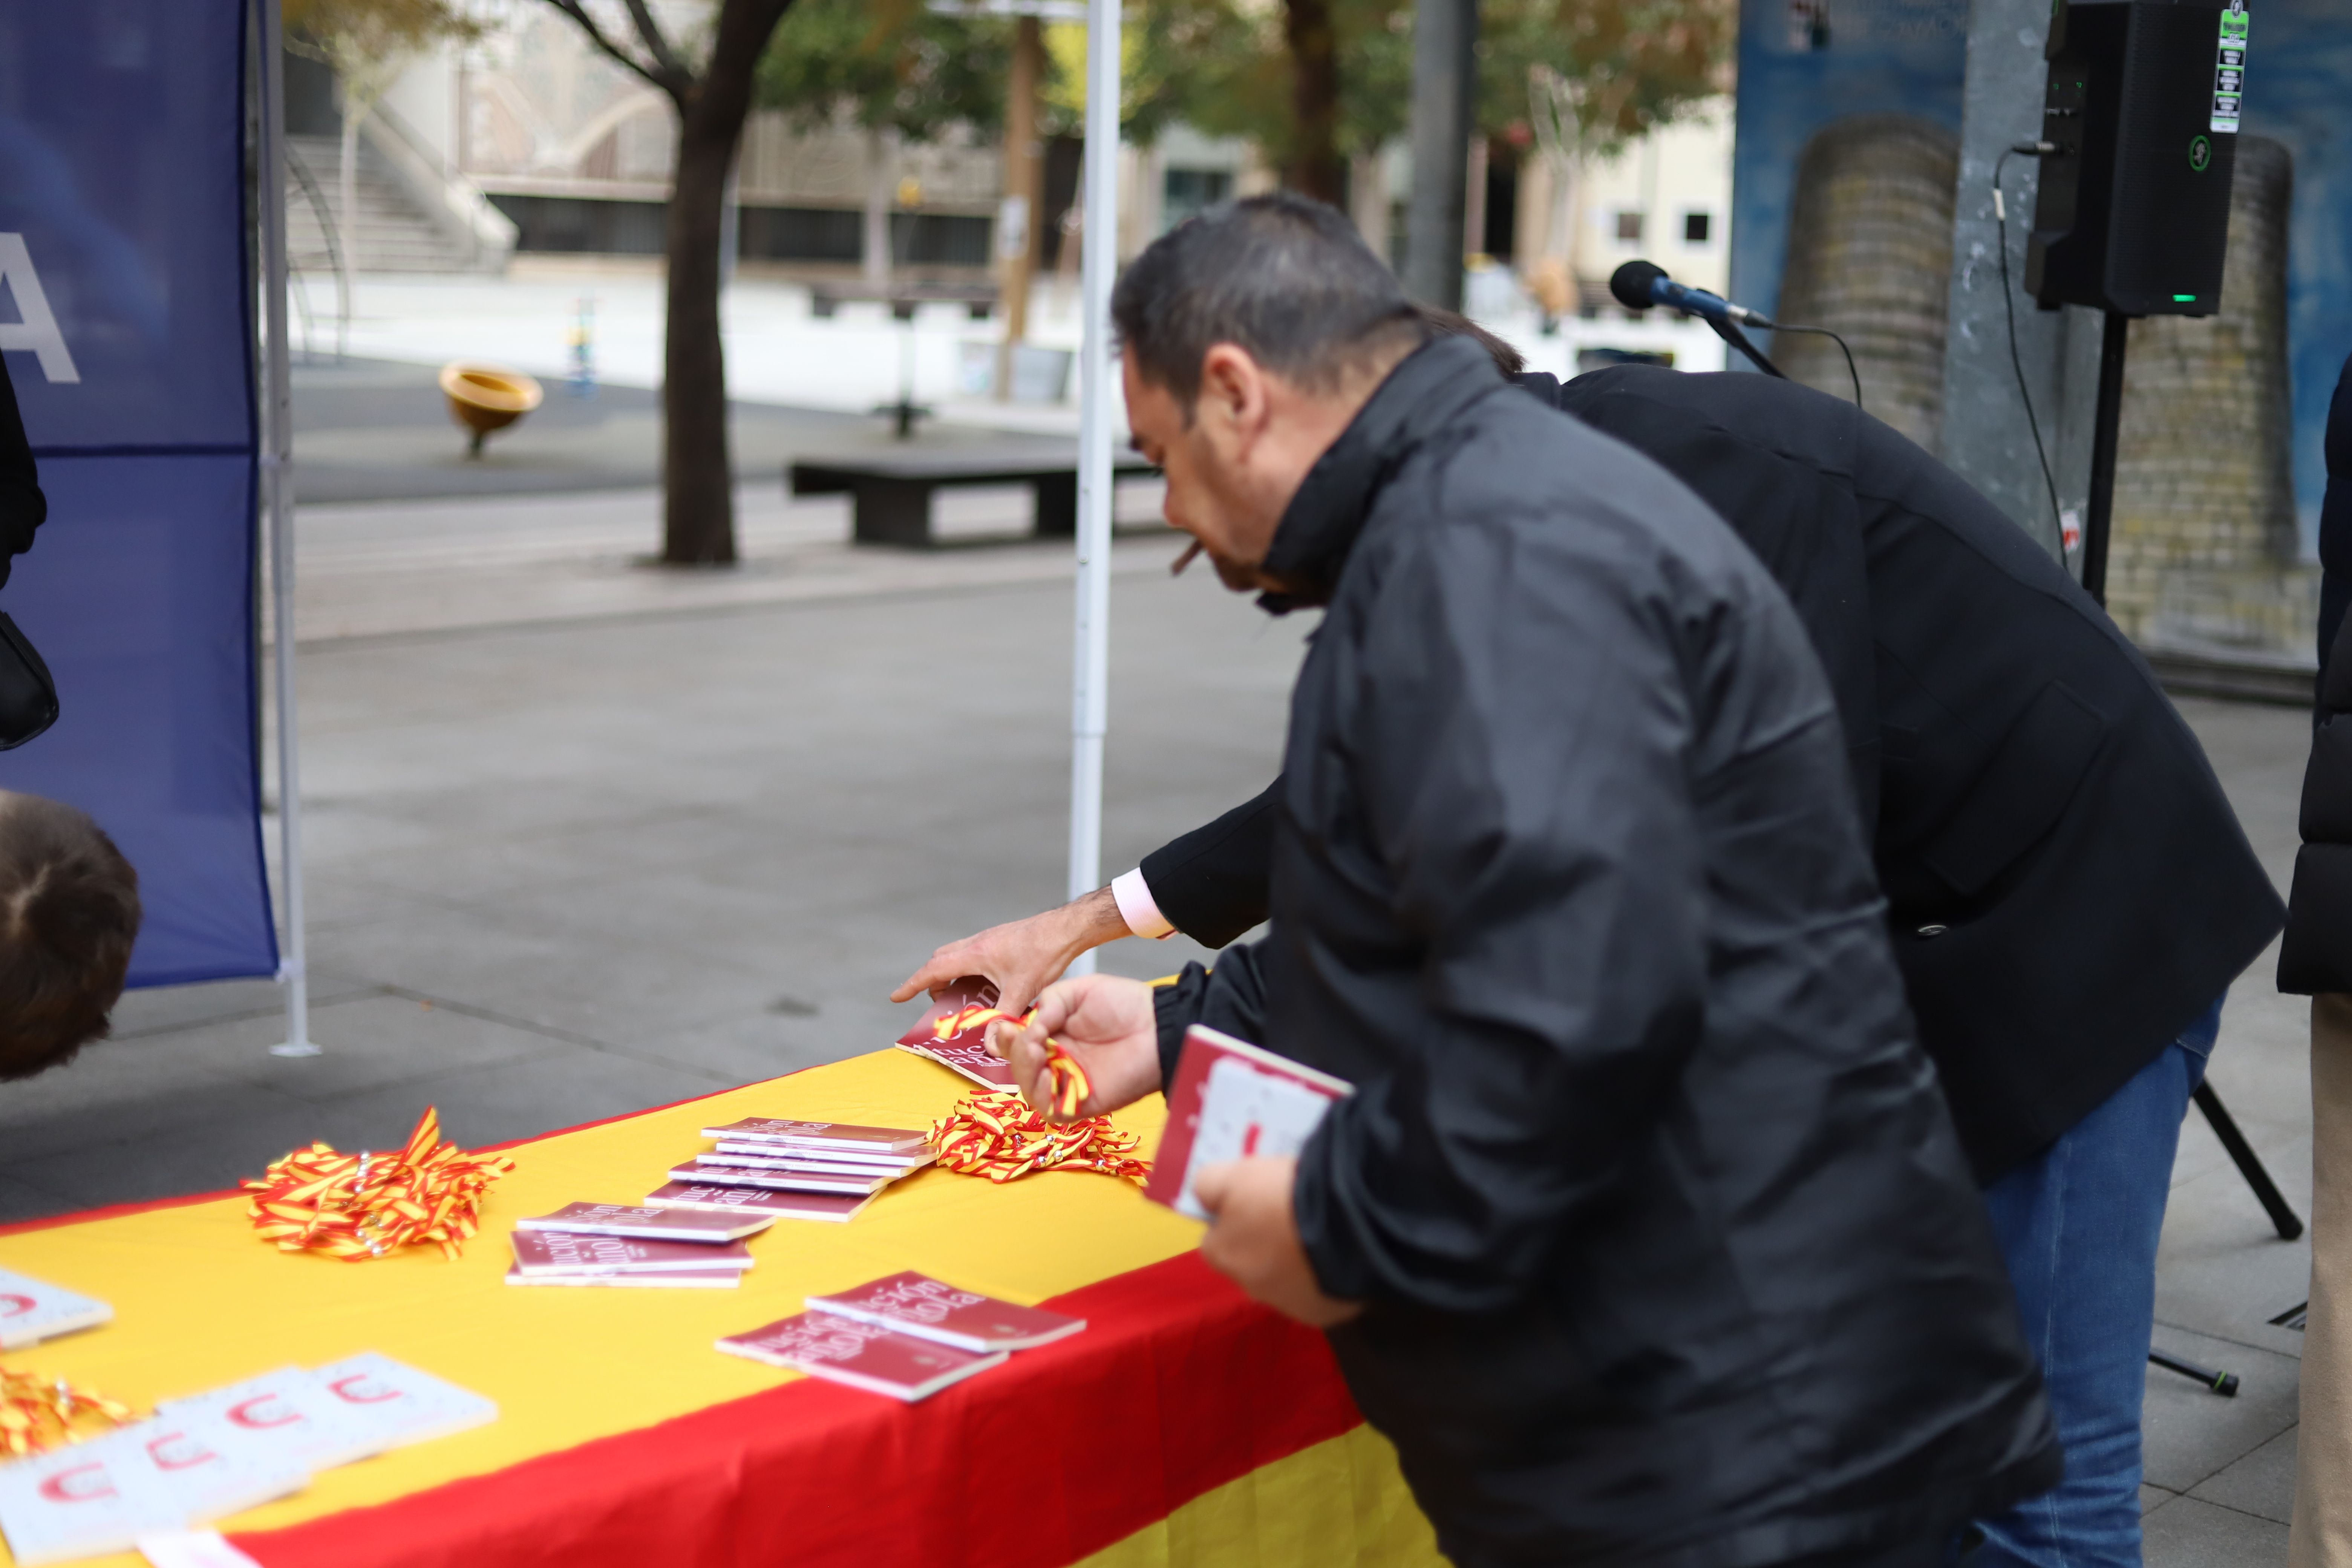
[0,793,140,1081]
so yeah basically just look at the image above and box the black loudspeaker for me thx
[2027,0,2246,317]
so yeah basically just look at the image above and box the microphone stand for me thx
[1707,316,1788,379]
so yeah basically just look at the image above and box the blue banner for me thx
[0,0,276,985]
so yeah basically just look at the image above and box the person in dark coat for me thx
[982,193,2060,1568]
[906,342,2281,1568]
[2278,348,2352,1568]
[0,353,46,583]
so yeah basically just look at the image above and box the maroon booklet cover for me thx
[697,1151,928,1178]
[804,1271,1085,1352]
[509,1230,752,1276]
[715,1311,1006,1401]
[644,1181,875,1224]
[515,1202,774,1243]
[893,979,1020,1090]
[699,1118,930,1156]
[666,1162,888,1196]
[505,1264,740,1290]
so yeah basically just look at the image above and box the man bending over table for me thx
[979,193,2058,1568]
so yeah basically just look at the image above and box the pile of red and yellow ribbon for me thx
[243,1106,515,1261]
[0,1365,138,1458]
[928,1091,1149,1186]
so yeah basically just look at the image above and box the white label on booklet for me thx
[1176,1056,1338,1221]
[138,1530,266,1568]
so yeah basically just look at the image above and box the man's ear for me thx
[1196,344,1270,448]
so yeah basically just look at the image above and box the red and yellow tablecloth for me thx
[0,1048,1442,1568]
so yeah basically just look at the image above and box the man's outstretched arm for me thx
[890,781,1280,1015]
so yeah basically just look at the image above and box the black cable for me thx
[1770,323,1861,410]
[1994,144,2066,550]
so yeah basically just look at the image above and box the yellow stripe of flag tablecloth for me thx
[0,1049,1246,1566]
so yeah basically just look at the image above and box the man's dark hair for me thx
[1416,305,1526,376]
[0,794,140,1082]
[1111,191,1428,411]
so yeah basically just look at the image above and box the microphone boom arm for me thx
[1707,317,1788,379]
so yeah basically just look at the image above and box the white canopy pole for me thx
[257,0,318,1058]
[1063,0,1120,972]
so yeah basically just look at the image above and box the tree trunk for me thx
[662,107,739,565]
[1285,0,1345,207]
[862,127,896,289]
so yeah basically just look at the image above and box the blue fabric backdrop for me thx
[0,0,277,986]
[1729,0,2352,548]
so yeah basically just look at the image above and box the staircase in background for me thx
[286,133,481,274]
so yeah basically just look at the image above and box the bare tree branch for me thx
[544,0,684,103]
[619,0,690,85]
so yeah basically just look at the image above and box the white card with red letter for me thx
[160,1366,384,1472]
[0,1430,182,1565]
[0,1266,112,1351]
[304,1353,496,1452]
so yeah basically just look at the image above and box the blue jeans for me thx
[1961,1000,2222,1568]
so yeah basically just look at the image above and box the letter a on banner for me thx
[0,237,81,384]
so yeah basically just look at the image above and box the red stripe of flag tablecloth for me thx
[230,1253,1365,1568]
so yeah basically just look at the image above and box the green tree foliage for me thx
[282,0,484,107]
[1098,0,1730,183]
[754,0,1013,139]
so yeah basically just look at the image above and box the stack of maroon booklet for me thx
[643,1118,935,1225]
[505,1203,767,1289]
[716,1270,1086,1401]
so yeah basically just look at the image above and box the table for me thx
[790,447,1160,546]
[0,1049,1439,1568]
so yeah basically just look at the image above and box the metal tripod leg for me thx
[2194,1081,2304,1240]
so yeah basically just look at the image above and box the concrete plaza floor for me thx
[0,469,2319,1563]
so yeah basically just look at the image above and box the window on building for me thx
[1163,168,1234,233]
[1683,211,1712,245]
[1615,210,1644,244]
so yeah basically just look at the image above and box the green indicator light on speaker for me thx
[2173,294,2197,302]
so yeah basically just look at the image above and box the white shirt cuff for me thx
[1110,867,1176,940]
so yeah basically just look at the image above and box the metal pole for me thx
[258,0,318,1058]
[1064,0,1119,974]
[2079,309,2129,606]
[1403,0,1475,308]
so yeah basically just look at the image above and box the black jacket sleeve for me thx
[2282,609,2352,993]
[0,355,45,589]
[1152,949,1272,1088]
[1137,783,1277,948]
[2317,351,2352,670]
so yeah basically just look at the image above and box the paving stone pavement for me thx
[0,481,2318,1563]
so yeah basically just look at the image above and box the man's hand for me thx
[984,972,1164,1121]
[890,887,1132,1017]
[1194,1157,1363,1328]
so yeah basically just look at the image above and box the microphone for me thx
[1609,260,1776,329]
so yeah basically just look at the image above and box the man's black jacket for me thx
[1156,339,2058,1568]
[0,354,44,586]
[1145,366,2282,1179]
[2281,350,2352,994]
